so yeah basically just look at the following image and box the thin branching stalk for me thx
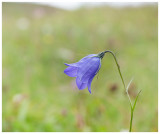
[103,50,141,132]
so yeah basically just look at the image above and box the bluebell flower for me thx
[64,52,105,94]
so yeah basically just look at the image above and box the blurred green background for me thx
[2,2,158,132]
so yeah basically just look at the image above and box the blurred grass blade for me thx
[126,77,134,92]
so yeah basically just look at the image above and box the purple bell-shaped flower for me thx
[64,52,105,94]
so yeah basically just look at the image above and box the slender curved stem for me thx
[103,50,133,132]
[104,50,132,105]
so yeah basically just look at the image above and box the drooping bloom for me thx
[64,52,105,94]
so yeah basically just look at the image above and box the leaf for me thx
[132,90,142,111]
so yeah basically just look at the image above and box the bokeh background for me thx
[2,2,158,132]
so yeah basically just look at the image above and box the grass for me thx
[2,2,158,132]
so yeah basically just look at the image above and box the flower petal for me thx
[76,77,87,90]
[81,59,100,82]
[64,54,97,67]
[77,57,100,82]
[64,66,78,77]
[79,54,97,62]
[64,63,79,67]
[87,74,96,94]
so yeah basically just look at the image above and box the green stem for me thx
[130,107,133,132]
[104,50,133,132]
